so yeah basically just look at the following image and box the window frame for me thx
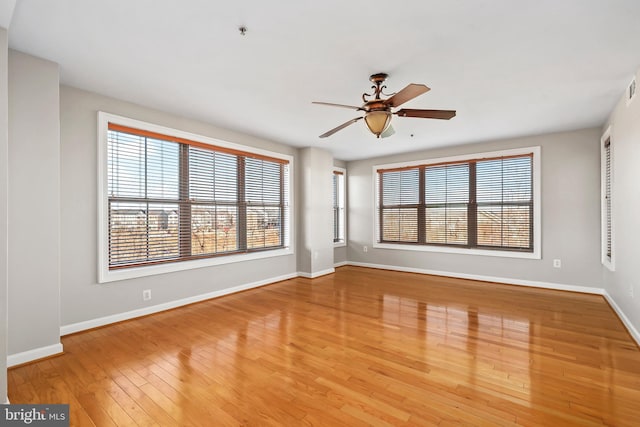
[373,146,541,259]
[626,76,636,106]
[601,127,615,271]
[333,167,347,247]
[98,112,294,283]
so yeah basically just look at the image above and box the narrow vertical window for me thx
[333,169,346,244]
[602,133,614,270]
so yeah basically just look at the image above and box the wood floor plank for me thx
[8,266,640,426]
[111,374,177,427]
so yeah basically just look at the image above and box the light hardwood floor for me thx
[8,266,640,426]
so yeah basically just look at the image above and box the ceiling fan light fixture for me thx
[313,73,455,139]
[364,111,392,138]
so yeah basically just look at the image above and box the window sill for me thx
[602,258,615,272]
[373,242,541,260]
[99,247,294,283]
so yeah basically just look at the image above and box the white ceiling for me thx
[7,0,640,161]
[0,0,15,29]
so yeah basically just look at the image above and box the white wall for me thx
[0,27,9,403]
[346,128,603,290]
[7,50,61,361]
[297,147,334,276]
[333,241,347,266]
[60,86,298,330]
[603,69,640,340]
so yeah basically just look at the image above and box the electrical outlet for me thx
[553,259,561,268]
[363,246,368,253]
[143,289,151,301]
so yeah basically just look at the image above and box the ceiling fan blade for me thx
[395,109,456,120]
[380,125,395,139]
[319,117,363,138]
[312,101,363,110]
[384,84,430,108]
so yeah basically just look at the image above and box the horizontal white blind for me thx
[476,156,532,249]
[604,139,612,259]
[333,172,339,241]
[108,132,181,265]
[425,163,469,245]
[332,171,345,242]
[189,148,240,256]
[245,158,286,250]
[380,169,419,242]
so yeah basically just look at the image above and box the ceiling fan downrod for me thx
[362,73,391,102]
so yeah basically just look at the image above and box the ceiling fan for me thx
[313,73,456,138]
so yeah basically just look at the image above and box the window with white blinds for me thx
[604,139,612,259]
[333,169,346,244]
[601,133,614,270]
[376,148,538,255]
[100,114,292,281]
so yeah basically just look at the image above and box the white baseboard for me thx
[333,261,349,268]
[60,272,298,336]
[7,343,63,368]
[297,268,335,279]
[603,291,640,347]
[347,261,604,295]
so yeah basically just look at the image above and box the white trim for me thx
[626,76,636,106]
[97,112,295,283]
[297,268,335,279]
[7,343,63,367]
[603,291,640,347]
[601,127,615,271]
[372,146,542,260]
[102,248,294,283]
[61,272,297,336]
[373,242,541,259]
[347,261,603,295]
[333,261,348,268]
[373,146,540,174]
